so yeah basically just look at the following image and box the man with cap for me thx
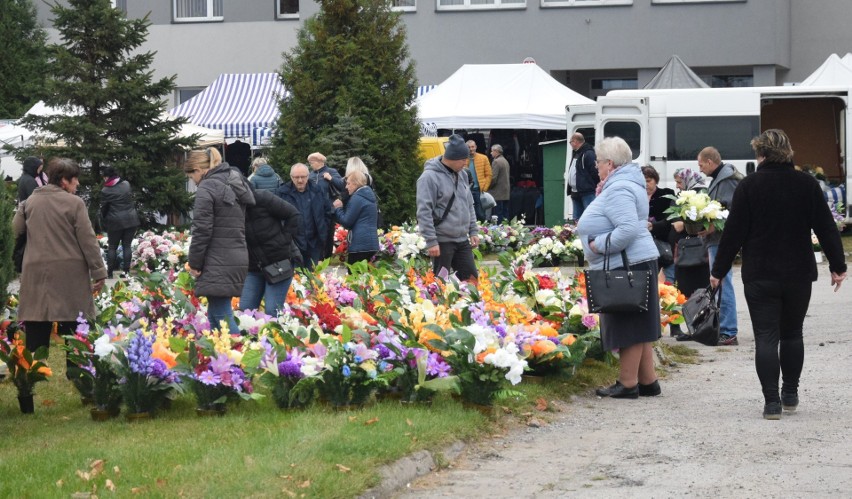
[17,156,47,203]
[416,134,480,281]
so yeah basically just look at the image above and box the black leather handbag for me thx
[676,236,708,268]
[584,234,651,313]
[653,239,673,267]
[681,286,721,346]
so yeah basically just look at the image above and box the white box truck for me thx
[565,85,851,220]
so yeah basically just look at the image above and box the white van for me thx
[566,85,852,218]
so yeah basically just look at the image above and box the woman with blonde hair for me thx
[710,129,846,419]
[184,147,255,333]
[332,170,379,265]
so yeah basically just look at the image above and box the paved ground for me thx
[399,264,852,498]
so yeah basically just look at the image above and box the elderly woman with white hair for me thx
[332,170,379,266]
[576,136,662,399]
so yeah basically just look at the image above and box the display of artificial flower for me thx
[664,191,729,231]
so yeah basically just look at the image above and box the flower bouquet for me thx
[315,330,388,408]
[374,329,455,404]
[255,332,321,410]
[131,229,190,274]
[113,332,181,418]
[428,323,526,407]
[0,331,52,413]
[173,332,261,415]
[64,323,124,419]
[659,282,686,330]
[514,224,583,267]
[664,191,728,234]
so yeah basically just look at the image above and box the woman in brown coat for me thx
[13,158,107,353]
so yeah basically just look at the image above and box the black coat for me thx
[567,142,599,197]
[648,187,675,241]
[101,179,141,231]
[245,189,301,270]
[712,161,847,283]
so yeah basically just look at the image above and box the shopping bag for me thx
[681,286,721,346]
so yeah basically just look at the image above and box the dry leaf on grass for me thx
[90,459,105,477]
[281,488,296,498]
[75,470,91,482]
[336,464,351,473]
[347,416,357,422]
[113,466,121,476]
[364,417,379,425]
[56,480,64,488]
[105,479,116,492]
[130,487,144,494]
[406,418,414,426]
[298,480,311,489]
[535,398,548,411]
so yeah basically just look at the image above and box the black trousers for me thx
[743,280,812,403]
[107,227,136,274]
[432,240,478,282]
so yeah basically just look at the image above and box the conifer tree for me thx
[0,180,15,308]
[270,0,421,225]
[0,0,48,118]
[16,0,196,224]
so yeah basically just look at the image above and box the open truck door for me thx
[760,91,850,217]
[565,103,597,221]
[596,96,651,168]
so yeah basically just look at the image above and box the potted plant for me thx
[113,332,180,420]
[316,331,387,409]
[0,331,52,414]
[65,332,123,420]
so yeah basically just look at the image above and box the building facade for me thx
[36,0,852,107]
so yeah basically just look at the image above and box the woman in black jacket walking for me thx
[239,188,301,316]
[100,166,140,278]
[710,129,847,420]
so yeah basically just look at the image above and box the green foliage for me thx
[0,178,15,307]
[13,0,196,226]
[271,0,422,225]
[0,0,48,118]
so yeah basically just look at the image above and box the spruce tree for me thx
[0,180,16,309]
[16,0,196,225]
[0,0,48,118]
[270,0,421,225]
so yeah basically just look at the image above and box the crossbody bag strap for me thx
[434,173,458,227]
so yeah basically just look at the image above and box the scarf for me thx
[105,176,121,187]
[594,165,622,196]
[673,168,705,191]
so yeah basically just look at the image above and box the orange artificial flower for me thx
[475,346,497,364]
[152,342,178,369]
[561,334,577,346]
[37,366,53,377]
[531,339,557,357]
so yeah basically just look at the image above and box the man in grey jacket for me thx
[698,146,743,346]
[416,134,480,281]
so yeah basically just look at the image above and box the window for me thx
[110,0,127,12]
[173,0,224,22]
[437,0,525,11]
[542,0,632,8]
[590,78,637,99]
[277,0,299,19]
[653,0,744,3]
[700,75,753,88]
[178,87,205,104]
[391,0,416,11]
[667,116,759,161]
[602,121,641,159]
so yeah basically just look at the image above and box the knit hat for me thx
[443,134,469,161]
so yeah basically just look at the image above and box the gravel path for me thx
[400,264,852,498]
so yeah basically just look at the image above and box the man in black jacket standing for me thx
[17,156,46,203]
[566,133,598,221]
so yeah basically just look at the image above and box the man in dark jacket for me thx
[307,152,344,260]
[17,156,46,203]
[276,163,331,270]
[698,146,743,345]
[100,166,141,277]
[566,133,599,221]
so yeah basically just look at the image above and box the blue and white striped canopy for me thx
[169,73,286,143]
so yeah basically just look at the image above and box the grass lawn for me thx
[0,343,622,498]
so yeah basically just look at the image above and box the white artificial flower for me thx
[93,334,116,358]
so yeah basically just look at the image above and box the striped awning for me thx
[168,73,286,141]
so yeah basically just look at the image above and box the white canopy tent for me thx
[800,53,852,86]
[0,123,34,179]
[416,64,593,130]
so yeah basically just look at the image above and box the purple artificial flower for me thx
[197,370,221,385]
[469,302,489,326]
[337,288,357,306]
[75,313,90,336]
[126,333,153,375]
[209,353,233,374]
[278,360,304,379]
[149,358,168,378]
[426,352,452,378]
[582,315,598,329]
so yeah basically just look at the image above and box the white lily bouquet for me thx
[664,191,729,234]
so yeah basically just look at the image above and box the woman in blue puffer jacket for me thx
[332,170,379,266]
[576,136,662,400]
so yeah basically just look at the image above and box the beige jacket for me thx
[14,185,107,321]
